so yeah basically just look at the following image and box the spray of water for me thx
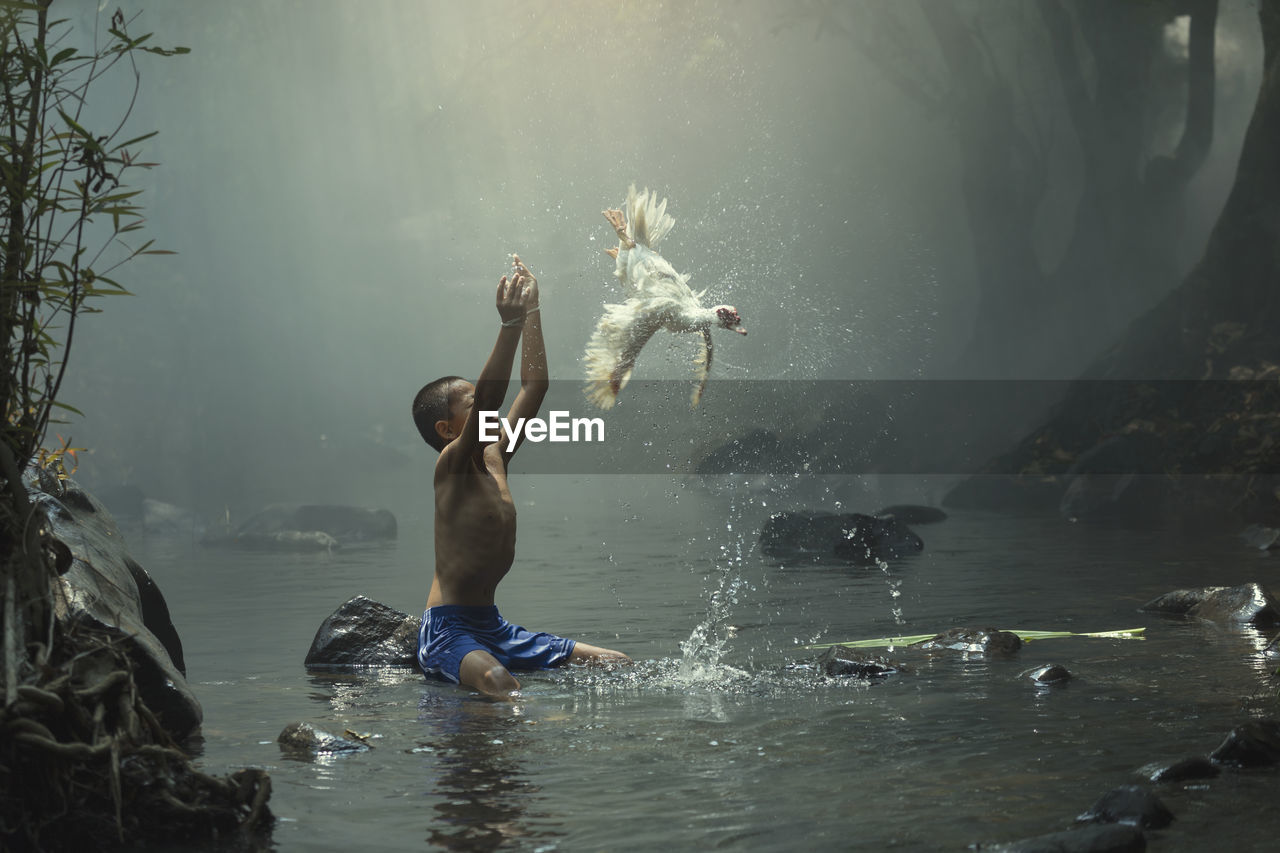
[670,494,747,680]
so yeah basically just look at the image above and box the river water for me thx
[126,474,1280,851]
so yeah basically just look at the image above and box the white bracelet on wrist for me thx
[501,307,539,328]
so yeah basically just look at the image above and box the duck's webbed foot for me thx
[604,247,619,259]
[603,208,635,249]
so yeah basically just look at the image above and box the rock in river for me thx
[913,627,1022,656]
[207,503,397,550]
[1137,755,1219,784]
[983,823,1146,853]
[27,471,201,740]
[1209,719,1280,768]
[817,646,904,679]
[305,595,419,668]
[1141,583,1279,627]
[278,721,371,756]
[1024,663,1071,685]
[760,510,924,564]
[1077,785,1174,829]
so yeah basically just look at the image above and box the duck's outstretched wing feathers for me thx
[583,302,661,409]
[626,184,675,248]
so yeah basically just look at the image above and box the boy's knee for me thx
[478,664,520,696]
[459,650,520,697]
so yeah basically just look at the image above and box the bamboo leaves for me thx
[1,4,185,468]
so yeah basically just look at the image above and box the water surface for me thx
[130,475,1280,851]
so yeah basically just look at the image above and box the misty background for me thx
[56,0,1262,517]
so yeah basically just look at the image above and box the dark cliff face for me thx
[28,471,202,740]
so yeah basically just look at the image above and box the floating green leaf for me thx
[803,627,1147,650]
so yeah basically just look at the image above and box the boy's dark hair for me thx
[413,376,466,452]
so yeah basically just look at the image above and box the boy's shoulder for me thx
[433,440,498,479]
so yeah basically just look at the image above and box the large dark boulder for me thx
[304,595,419,668]
[760,511,923,564]
[28,472,201,740]
[1141,583,1279,627]
[208,504,397,550]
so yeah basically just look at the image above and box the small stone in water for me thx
[1025,663,1072,685]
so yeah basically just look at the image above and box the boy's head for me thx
[412,376,474,452]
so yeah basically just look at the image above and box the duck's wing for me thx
[584,302,662,409]
[691,327,713,407]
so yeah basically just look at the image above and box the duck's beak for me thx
[734,326,747,335]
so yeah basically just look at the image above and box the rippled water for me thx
[127,475,1280,851]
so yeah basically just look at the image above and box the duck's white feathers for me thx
[586,185,734,409]
[626,184,675,249]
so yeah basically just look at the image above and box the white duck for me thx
[583,185,746,409]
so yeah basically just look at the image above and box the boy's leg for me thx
[569,641,631,664]
[458,649,521,699]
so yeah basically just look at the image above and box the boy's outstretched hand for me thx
[497,255,538,325]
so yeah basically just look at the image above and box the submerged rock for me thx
[817,646,904,679]
[984,823,1146,853]
[28,472,201,740]
[874,504,948,524]
[1137,756,1220,783]
[1209,719,1280,768]
[1240,524,1279,550]
[913,627,1022,656]
[207,503,396,550]
[305,595,419,668]
[1141,583,1279,627]
[1077,785,1174,829]
[141,498,205,537]
[278,721,371,756]
[760,510,923,564]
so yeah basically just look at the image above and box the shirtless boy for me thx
[411,256,630,699]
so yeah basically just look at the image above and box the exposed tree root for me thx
[0,599,273,849]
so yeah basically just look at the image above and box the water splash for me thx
[676,506,754,686]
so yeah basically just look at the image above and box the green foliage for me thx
[0,2,185,470]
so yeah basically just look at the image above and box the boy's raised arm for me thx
[503,256,548,460]
[442,268,535,465]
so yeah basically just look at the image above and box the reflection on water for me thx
[415,691,562,852]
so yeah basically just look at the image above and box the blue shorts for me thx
[417,605,576,684]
